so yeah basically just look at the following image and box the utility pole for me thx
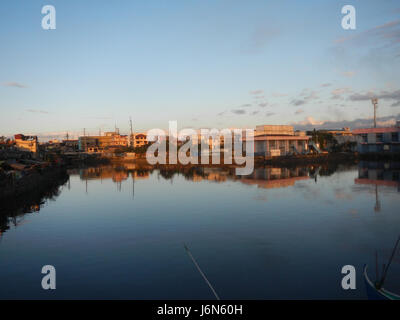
[129,116,134,147]
[83,128,86,151]
[371,98,378,128]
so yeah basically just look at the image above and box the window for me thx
[376,133,383,142]
[269,140,276,149]
[361,134,367,143]
[392,132,399,142]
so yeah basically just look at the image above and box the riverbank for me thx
[107,152,359,169]
[262,152,359,166]
[0,161,68,199]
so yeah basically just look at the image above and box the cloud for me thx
[341,71,356,78]
[258,102,268,108]
[2,81,28,88]
[265,112,275,117]
[291,114,400,131]
[291,99,305,106]
[332,88,351,95]
[392,101,400,107]
[377,119,397,126]
[251,110,260,115]
[244,26,280,53]
[231,109,246,115]
[321,83,332,87]
[334,19,400,47]
[347,92,375,101]
[26,109,49,114]
[241,103,252,108]
[250,90,264,95]
[291,90,319,106]
[347,88,400,106]
[295,116,325,126]
[295,109,304,115]
[304,91,319,101]
[331,87,352,100]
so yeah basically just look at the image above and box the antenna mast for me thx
[129,116,134,147]
[371,98,378,128]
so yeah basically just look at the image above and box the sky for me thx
[0,0,399,140]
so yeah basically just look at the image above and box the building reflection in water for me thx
[355,161,400,212]
[5,162,397,239]
[239,167,310,189]
[74,165,314,191]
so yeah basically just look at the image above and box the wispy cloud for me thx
[2,81,28,88]
[249,90,264,95]
[347,88,400,107]
[290,90,319,106]
[335,19,400,46]
[231,109,246,115]
[341,71,356,78]
[294,116,325,126]
[295,109,304,115]
[291,114,400,131]
[26,109,50,114]
[321,83,332,87]
[291,99,305,106]
[331,87,352,100]
[244,26,280,53]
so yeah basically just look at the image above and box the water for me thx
[0,162,399,299]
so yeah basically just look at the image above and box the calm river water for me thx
[0,161,399,299]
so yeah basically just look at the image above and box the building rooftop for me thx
[353,127,400,134]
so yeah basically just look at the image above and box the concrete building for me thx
[132,133,148,148]
[249,125,310,156]
[14,134,39,154]
[352,122,400,153]
[319,127,353,136]
[62,139,79,151]
[78,132,129,151]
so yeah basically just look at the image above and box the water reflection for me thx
[71,165,320,189]
[0,161,399,299]
[2,162,399,236]
[0,172,68,236]
[355,161,400,212]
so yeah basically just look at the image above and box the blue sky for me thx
[1,0,399,139]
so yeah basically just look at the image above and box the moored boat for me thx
[363,265,400,300]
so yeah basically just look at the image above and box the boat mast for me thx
[378,236,400,288]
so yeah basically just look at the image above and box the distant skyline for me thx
[1,0,399,140]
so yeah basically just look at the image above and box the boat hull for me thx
[363,265,400,300]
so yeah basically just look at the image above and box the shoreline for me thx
[108,152,396,168]
[0,163,68,200]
